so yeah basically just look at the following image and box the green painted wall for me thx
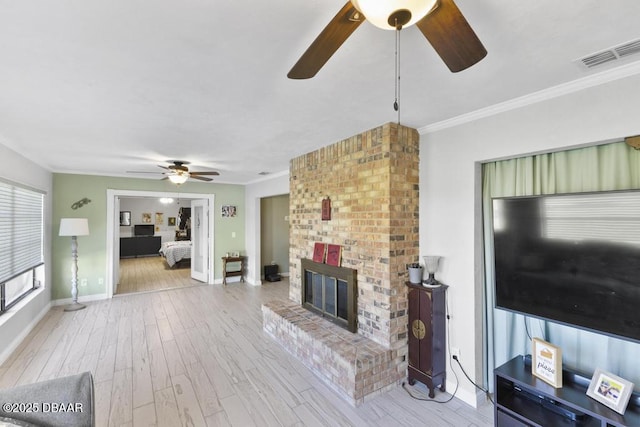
[52,174,245,299]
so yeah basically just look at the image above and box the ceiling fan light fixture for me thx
[168,172,189,185]
[351,0,437,30]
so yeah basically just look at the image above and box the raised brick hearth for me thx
[262,301,399,406]
[262,122,420,404]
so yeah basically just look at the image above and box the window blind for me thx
[0,180,44,284]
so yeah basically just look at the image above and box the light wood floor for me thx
[0,279,494,427]
[117,256,200,295]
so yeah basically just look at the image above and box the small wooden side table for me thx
[222,256,245,285]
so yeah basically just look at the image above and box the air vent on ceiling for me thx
[615,39,640,57]
[577,38,640,69]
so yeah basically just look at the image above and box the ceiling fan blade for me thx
[158,165,171,170]
[288,2,364,79]
[190,171,220,176]
[416,0,487,73]
[190,175,213,182]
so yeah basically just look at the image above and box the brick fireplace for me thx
[263,122,420,405]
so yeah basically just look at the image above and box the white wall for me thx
[244,172,289,285]
[420,71,640,406]
[0,142,53,365]
[119,197,182,243]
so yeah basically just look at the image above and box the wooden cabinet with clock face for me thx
[407,282,448,398]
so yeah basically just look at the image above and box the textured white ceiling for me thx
[1,0,640,183]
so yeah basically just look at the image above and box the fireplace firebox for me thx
[301,258,357,333]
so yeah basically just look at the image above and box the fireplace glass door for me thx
[306,273,346,318]
[301,259,357,332]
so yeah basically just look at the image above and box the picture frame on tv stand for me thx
[587,368,635,415]
[532,337,562,388]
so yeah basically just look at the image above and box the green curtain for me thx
[482,141,640,390]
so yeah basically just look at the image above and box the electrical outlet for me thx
[80,278,88,287]
[98,277,104,285]
[451,347,461,359]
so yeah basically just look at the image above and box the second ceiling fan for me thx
[159,161,219,183]
[288,0,487,79]
[128,161,220,184]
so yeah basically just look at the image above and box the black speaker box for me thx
[264,264,281,282]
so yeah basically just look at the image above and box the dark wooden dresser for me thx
[407,281,448,398]
[120,236,161,258]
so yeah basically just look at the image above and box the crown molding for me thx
[419,60,640,134]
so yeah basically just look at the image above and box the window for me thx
[0,179,44,313]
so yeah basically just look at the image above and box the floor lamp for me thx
[59,218,90,311]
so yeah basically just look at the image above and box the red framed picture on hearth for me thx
[312,242,326,263]
[326,244,342,266]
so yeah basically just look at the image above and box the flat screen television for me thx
[134,224,154,237]
[492,190,640,343]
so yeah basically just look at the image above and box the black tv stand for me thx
[511,384,586,422]
[495,355,640,426]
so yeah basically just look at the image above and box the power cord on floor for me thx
[452,355,494,405]
[401,376,457,403]
[444,285,494,406]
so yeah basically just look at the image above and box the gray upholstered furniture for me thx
[0,371,94,427]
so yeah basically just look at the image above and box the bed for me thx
[159,240,192,268]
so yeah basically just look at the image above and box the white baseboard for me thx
[445,378,488,408]
[213,277,244,285]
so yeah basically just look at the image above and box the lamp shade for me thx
[168,173,189,185]
[423,255,441,274]
[59,218,90,236]
[351,0,437,30]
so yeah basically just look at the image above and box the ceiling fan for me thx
[127,161,220,184]
[287,0,487,79]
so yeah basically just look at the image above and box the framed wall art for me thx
[587,368,634,414]
[222,205,237,217]
[531,338,562,388]
[119,211,131,226]
[322,197,331,220]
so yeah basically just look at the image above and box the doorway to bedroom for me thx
[116,195,201,295]
[106,189,215,297]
